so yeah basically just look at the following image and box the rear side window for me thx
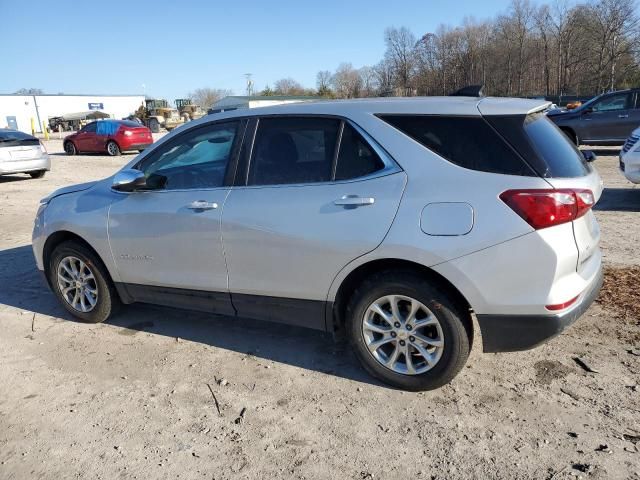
[379,115,535,176]
[335,124,385,180]
[249,117,339,186]
[487,113,590,178]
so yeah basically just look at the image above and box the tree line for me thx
[261,0,639,100]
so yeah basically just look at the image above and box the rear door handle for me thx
[188,200,218,210]
[334,195,375,207]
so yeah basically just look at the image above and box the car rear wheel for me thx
[106,141,121,156]
[29,170,46,179]
[346,270,471,391]
[64,141,77,155]
[49,241,120,323]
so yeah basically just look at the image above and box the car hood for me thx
[42,180,98,203]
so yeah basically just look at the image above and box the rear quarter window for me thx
[379,115,535,176]
[487,113,590,178]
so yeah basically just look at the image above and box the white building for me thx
[209,95,315,113]
[0,94,145,133]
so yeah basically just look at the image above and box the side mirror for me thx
[582,150,597,162]
[582,107,593,115]
[112,169,147,192]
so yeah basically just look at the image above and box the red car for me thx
[63,120,153,156]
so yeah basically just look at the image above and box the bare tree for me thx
[188,88,233,109]
[316,70,334,97]
[384,27,418,95]
[331,63,362,98]
[273,78,306,95]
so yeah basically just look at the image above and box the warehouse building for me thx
[0,94,145,133]
[209,95,315,113]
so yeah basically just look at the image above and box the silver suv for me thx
[33,97,604,390]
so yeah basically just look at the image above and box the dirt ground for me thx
[0,137,638,480]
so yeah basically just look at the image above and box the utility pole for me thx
[244,73,254,96]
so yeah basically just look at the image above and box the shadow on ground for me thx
[594,186,640,212]
[0,174,34,183]
[0,244,374,386]
[587,148,621,156]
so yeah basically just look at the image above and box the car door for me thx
[107,119,245,315]
[222,116,406,329]
[580,92,633,142]
[75,122,98,151]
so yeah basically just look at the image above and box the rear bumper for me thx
[476,264,604,353]
[121,142,152,152]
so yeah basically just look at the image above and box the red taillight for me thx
[546,295,579,311]
[500,189,594,230]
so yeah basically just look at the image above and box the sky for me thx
[2,0,513,101]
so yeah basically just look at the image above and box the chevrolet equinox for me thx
[33,97,604,390]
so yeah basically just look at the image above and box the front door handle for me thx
[188,200,218,210]
[618,114,629,118]
[334,195,375,207]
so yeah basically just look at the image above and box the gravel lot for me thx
[0,137,638,480]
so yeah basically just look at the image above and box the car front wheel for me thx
[29,170,46,179]
[64,141,77,155]
[346,270,471,391]
[49,241,120,323]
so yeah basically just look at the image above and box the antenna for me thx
[244,73,254,96]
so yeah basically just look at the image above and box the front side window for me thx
[591,93,630,112]
[138,121,238,190]
[249,117,339,186]
[82,122,97,133]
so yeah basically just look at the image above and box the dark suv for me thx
[548,88,640,145]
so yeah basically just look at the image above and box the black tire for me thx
[346,270,471,391]
[64,141,77,155]
[106,140,121,156]
[29,170,46,179]
[48,241,120,323]
[149,118,160,133]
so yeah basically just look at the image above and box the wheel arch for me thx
[63,139,77,153]
[43,231,119,297]
[329,258,473,341]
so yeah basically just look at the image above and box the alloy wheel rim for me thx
[65,143,74,154]
[57,256,98,313]
[108,143,117,155]
[362,295,444,375]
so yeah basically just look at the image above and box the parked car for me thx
[0,128,50,179]
[63,120,153,156]
[548,88,640,145]
[619,126,640,183]
[33,97,603,390]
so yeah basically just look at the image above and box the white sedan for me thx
[0,128,50,178]
[620,126,640,183]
